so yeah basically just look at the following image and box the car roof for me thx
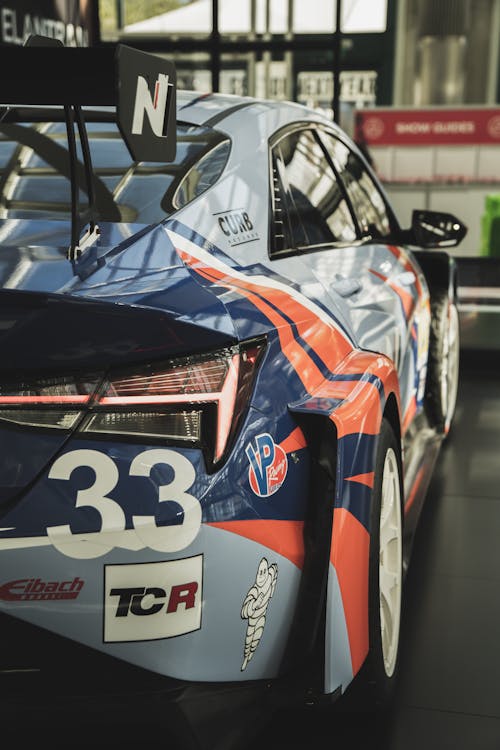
[175,88,333,132]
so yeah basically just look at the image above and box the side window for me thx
[270,128,356,256]
[318,131,393,238]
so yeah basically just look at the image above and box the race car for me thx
[0,39,465,747]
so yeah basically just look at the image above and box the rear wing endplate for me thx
[0,36,176,260]
[0,38,177,163]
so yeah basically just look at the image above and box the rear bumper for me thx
[0,610,271,749]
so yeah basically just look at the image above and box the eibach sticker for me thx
[246,433,288,497]
[0,576,84,602]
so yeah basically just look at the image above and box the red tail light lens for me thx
[99,357,233,401]
[0,340,265,469]
[0,377,98,404]
[82,338,266,467]
[0,376,99,429]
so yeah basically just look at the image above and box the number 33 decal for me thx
[46,449,202,559]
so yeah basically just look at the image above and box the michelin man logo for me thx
[240,557,278,671]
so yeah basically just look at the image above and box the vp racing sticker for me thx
[0,448,202,559]
[246,433,288,497]
[240,557,278,670]
[104,556,202,642]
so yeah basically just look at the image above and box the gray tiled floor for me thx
[260,349,500,749]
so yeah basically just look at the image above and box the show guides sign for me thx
[0,1,99,47]
[356,107,500,146]
[355,106,500,184]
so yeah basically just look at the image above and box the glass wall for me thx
[100,0,388,37]
[98,0,391,122]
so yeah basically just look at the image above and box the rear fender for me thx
[289,350,401,696]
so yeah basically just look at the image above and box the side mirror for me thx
[410,209,467,249]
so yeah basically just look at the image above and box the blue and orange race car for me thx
[0,40,465,746]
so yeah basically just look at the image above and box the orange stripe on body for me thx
[370,268,416,320]
[207,272,353,365]
[280,427,307,453]
[176,244,401,440]
[292,372,383,437]
[176,252,329,395]
[175,247,352,388]
[269,291,352,363]
[332,387,382,437]
[325,351,400,438]
[346,472,374,489]
[388,244,402,261]
[207,519,305,569]
[330,507,370,676]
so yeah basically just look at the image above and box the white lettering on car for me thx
[0,449,202,559]
[132,74,172,137]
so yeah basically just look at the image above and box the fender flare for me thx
[282,350,401,698]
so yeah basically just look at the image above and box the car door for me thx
[268,124,430,422]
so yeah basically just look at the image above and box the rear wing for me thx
[0,39,177,161]
[0,36,177,259]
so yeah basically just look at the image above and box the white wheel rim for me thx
[443,303,460,432]
[379,447,402,678]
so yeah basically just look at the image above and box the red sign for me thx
[355,108,500,146]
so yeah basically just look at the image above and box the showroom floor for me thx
[260,347,500,750]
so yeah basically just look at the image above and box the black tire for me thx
[341,418,403,712]
[425,291,460,436]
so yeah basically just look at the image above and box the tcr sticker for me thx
[246,433,288,497]
[104,555,203,643]
[240,557,278,671]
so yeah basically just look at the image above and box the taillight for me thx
[82,338,266,468]
[0,376,99,429]
[0,339,266,469]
